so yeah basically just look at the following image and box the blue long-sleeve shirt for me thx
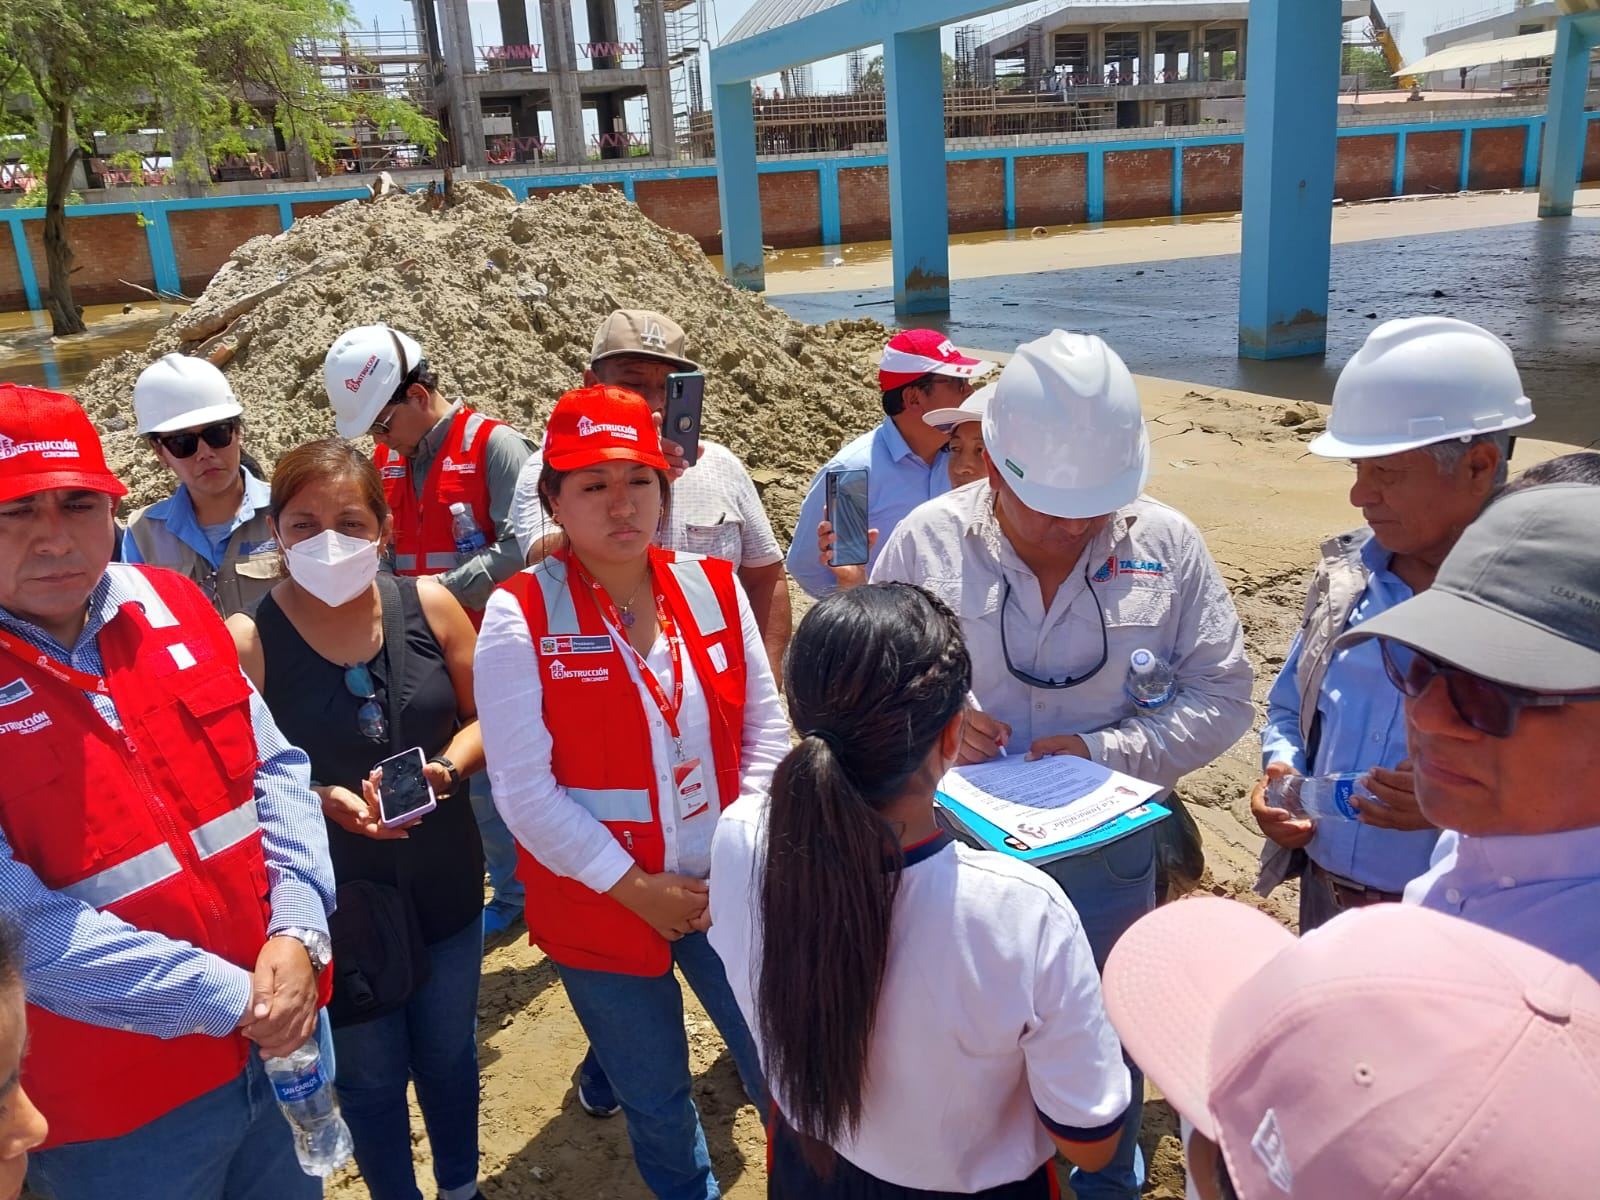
[120,469,275,567]
[1260,537,1440,893]
[0,569,335,1040]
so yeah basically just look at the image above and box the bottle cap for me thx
[450,502,467,514]
[1130,648,1155,673]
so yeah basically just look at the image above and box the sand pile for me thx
[75,184,893,537]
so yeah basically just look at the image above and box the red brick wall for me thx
[0,226,24,312]
[169,206,282,297]
[1468,126,1527,191]
[17,213,155,309]
[759,171,821,249]
[838,165,891,244]
[947,159,1006,234]
[1584,121,1600,181]
[1013,154,1088,227]
[633,177,720,252]
[1182,143,1243,215]
[291,200,348,222]
[1104,149,1173,221]
[1403,130,1460,196]
[1335,134,1397,201]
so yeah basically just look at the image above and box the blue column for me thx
[277,199,295,231]
[5,215,41,311]
[713,79,764,291]
[1522,118,1543,189]
[884,27,949,314]
[141,205,184,298]
[1086,147,1105,223]
[1171,146,1184,216]
[1003,156,1017,230]
[1237,0,1342,360]
[1538,14,1599,217]
[819,161,842,245]
[1392,129,1408,196]
[1458,127,1473,193]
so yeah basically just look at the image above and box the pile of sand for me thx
[75,184,893,537]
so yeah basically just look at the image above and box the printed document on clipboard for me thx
[935,754,1169,865]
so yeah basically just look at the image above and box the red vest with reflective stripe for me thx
[375,406,504,600]
[500,547,746,976]
[0,565,273,1147]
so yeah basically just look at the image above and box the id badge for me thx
[674,756,709,820]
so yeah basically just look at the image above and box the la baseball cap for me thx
[878,329,995,391]
[543,385,669,472]
[590,310,698,373]
[924,381,994,431]
[0,384,127,505]
[1336,483,1600,691]
[1104,898,1600,1199]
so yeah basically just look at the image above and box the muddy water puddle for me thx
[0,303,181,393]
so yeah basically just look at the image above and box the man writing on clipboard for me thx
[868,330,1253,1200]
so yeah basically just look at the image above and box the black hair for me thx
[1495,451,1600,498]
[758,583,971,1145]
[1216,1154,1241,1200]
[392,359,439,403]
[881,373,937,418]
[0,915,21,995]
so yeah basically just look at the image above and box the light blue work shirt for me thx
[786,418,950,599]
[1260,537,1440,893]
[121,469,276,566]
[1405,825,1600,980]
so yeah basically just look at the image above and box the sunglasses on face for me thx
[1380,640,1600,738]
[343,662,388,744]
[367,405,397,437]
[152,420,238,460]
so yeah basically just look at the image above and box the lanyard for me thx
[0,627,111,695]
[572,559,686,752]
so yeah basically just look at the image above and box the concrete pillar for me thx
[1088,25,1103,83]
[1537,13,1599,218]
[1237,0,1341,359]
[1192,24,1204,81]
[586,0,619,66]
[640,0,676,159]
[713,80,763,291]
[498,0,533,68]
[1236,22,1247,80]
[540,0,586,163]
[885,27,950,314]
[437,0,487,168]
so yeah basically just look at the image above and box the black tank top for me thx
[253,578,483,944]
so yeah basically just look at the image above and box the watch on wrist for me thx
[276,927,333,976]
[427,755,461,790]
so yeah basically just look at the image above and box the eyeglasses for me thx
[343,662,388,743]
[1380,640,1600,738]
[152,420,238,460]
[1000,564,1108,690]
[367,405,397,437]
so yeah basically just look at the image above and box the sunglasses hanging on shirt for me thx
[343,661,389,743]
[1000,562,1109,690]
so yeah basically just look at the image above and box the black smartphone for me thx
[376,747,437,828]
[825,468,870,567]
[663,372,705,468]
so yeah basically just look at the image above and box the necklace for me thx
[615,573,650,627]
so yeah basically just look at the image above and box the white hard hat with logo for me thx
[323,323,425,439]
[1310,316,1534,459]
[133,353,243,435]
[983,331,1149,519]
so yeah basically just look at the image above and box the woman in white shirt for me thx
[709,583,1132,1199]
[474,384,788,1200]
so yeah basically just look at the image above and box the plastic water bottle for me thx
[450,502,487,556]
[1266,772,1371,821]
[1126,648,1176,710]
[263,1038,354,1177]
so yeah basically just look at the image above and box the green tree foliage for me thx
[857,52,958,93]
[1342,45,1395,91]
[0,0,439,334]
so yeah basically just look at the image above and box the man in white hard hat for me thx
[122,354,280,617]
[323,324,533,938]
[870,329,1253,1200]
[1251,317,1534,932]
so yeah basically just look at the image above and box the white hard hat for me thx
[1310,317,1534,459]
[924,382,993,430]
[983,331,1149,519]
[133,353,243,435]
[323,324,425,439]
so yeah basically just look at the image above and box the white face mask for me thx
[284,529,380,607]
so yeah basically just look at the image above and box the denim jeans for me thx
[27,1050,318,1200]
[332,916,483,1200]
[1041,825,1156,1200]
[556,931,767,1200]
[471,774,524,913]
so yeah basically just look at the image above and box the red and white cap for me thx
[878,329,995,391]
[542,385,669,472]
[0,384,127,505]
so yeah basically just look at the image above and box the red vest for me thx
[0,566,274,1147]
[500,547,746,976]
[376,405,505,600]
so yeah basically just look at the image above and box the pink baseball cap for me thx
[1103,898,1600,1199]
[878,329,995,391]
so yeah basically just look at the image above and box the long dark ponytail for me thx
[758,583,971,1146]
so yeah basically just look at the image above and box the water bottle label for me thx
[455,534,487,555]
[1331,777,1359,820]
[1130,687,1174,711]
[272,1063,327,1105]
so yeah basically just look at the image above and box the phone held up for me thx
[825,467,870,568]
[664,372,705,469]
[376,747,438,829]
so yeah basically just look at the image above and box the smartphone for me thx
[825,468,870,567]
[663,372,705,468]
[376,747,437,828]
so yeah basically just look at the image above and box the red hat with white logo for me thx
[878,329,996,391]
[0,384,128,505]
[543,385,669,472]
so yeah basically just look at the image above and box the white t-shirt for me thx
[708,794,1132,1192]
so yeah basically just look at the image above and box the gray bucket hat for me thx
[1336,483,1600,692]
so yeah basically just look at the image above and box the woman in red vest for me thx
[0,918,47,1200]
[475,385,789,1200]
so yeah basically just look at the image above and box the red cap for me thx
[542,385,669,472]
[878,329,996,391]
[0,385,127,505]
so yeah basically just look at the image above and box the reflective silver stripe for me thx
[568,787,653,823]
[107,563,180,628]
[394,553,419,571]
[190,799,260,860]
[423,551,460,570]
[668,559,727,636]
[460,412,489,454]
[535,560,581,635]
[60,844,181,910]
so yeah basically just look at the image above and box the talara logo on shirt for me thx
[539,635,613,656]
[0,434,80,462]
[1093,556,1167,582]
[0,711,52,737]
[548,658,609,682]
[576,415,638,442]
[0,679,33,708]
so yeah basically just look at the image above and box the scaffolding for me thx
[666,0,709,156]
[293,25,440,171]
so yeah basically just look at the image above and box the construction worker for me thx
[323,324,533,939]
[0,385,335,1200]
[122,353,281,617]
[867,330,1254,1200]
[1251,317,1534,931]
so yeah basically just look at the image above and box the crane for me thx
[1369,3,1419,90]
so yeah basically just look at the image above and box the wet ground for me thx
[0,303,177,393]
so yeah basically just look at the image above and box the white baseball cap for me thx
[923,382,993,431]
[323,324,425,439]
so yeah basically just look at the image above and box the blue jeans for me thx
[471,774,524,913]
[332,917,483,1200]
[27,1050,318,1200]
[1041,825,1155,1200]
[556,931,767,1200]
